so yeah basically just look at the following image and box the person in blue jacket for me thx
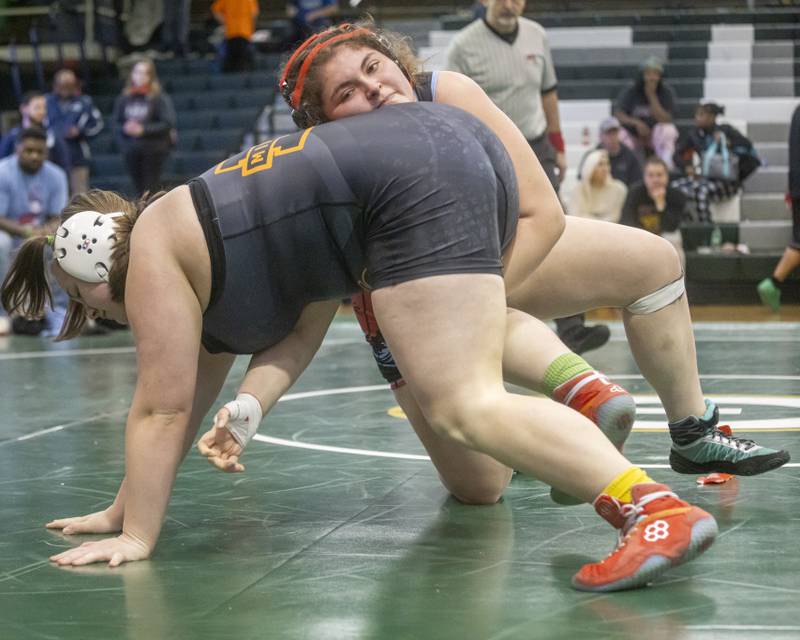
[45,69,104,195]
[0,91,71,176]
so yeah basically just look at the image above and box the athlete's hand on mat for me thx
[46,507,123,535]
[49,532,151,567]
[197,409,246,473]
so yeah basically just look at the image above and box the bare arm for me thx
[0,217,33,237]
[541,90,563,136]
[51,219,207,566]
[435,71,566,294]
[121,256,204,555]
[541,89,567,182]
[198,300,338,472]
[47,347,235,536]
[241,300,338,413]
[613,109,640,128]
[646,92,673,124]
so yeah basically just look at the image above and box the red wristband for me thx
[548,131,565,153]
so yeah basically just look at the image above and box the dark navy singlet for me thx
[194,101,518,355]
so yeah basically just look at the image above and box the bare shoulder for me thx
[131,184,212,310]
[135,185,194,234]
[434,71,485,104]
[132,186,203,256]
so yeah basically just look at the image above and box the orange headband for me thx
[278,31,323,91]
[283,26,371,110]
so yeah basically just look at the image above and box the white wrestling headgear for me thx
[53,210,123,283]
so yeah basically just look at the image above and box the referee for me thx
[446,0,609,354]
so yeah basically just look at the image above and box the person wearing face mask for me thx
[0,127,68,335]
[112,59,176,196]
[613,57,679,169]
[566,150,627,223]
[45,69,105,196]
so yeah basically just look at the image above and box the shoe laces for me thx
[603,490,677,560]
[708,426,756,451]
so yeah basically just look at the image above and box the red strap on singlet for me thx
[351,289,381,340]
[285,26,370,109]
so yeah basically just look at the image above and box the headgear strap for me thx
[283,25,370,110]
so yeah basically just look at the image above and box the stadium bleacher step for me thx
[751,78,796,98]
[745,167,790,194]
[741,194,791,221]
[755,142,789,167]
[739,220,794,251]
[748,122,792,144]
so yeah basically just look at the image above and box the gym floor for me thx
[1,309,798,640]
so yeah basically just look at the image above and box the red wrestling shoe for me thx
[572,483,718,592]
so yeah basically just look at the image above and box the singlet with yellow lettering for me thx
[195,101,517,354]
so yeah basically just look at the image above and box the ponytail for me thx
[1,235,53,319]
[3,188,165,341]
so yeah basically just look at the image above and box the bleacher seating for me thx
[85,54,283,195]
[71,7,798,303]
[409,8,800,303]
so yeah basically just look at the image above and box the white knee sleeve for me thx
[625,276,686,315]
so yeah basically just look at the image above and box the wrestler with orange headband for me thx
[276,23,639,507]
[207,21,790,496]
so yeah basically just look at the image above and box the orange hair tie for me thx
[287,26,371,110]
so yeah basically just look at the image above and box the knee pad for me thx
[625,276,685,315]
[351,290,405,387]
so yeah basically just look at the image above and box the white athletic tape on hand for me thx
[220,393,263,448]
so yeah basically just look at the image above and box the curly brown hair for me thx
[279,19,419,129]
[1,189,164,340]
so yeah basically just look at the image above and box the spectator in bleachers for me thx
[567,150,627,223]
[757,102,800,311]
[446,0,609,354]
[622,156,688,265]
[45,69,104,196]
[287,0,339,43]
[671,100,760,223]
[161,0,192,58]
[0,91,71,176]
[613,57,678,170]
[0,127,68,336]
[113,59,176,196]
[587,116,643,188]
[212,0,259,72]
